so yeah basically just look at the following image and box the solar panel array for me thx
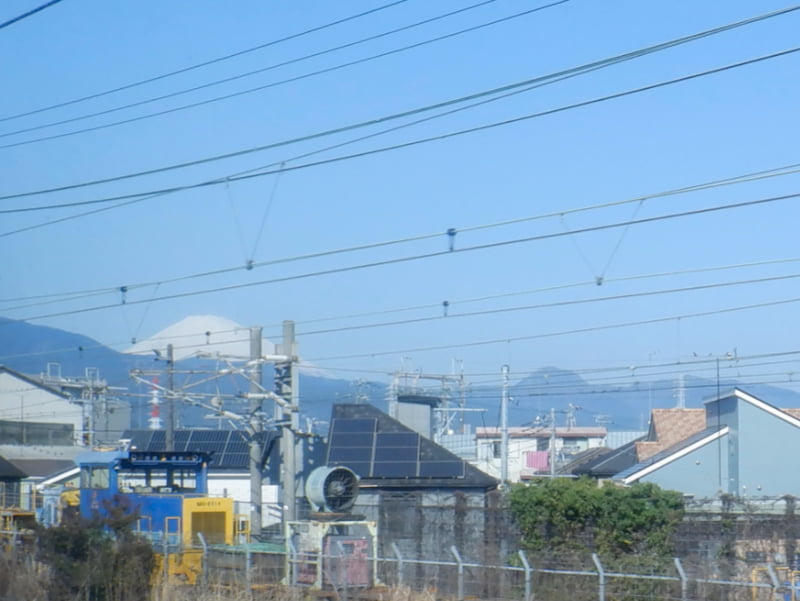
[327,418,465,479]
[123,429,272,470]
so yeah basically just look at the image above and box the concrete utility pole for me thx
[500,365,509,485]
[249,327,264,539]
[166,343,175,452]
[275,321,299,523]
[549,407,556,478]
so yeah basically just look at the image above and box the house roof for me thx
[0,455,27,479]
[0,365,72,399]
[561,439,642,478]
[8,458,76,479]
[616,426,727,485]
[476,426,607,439]
[635,409,706,461]
[328,404,497,490]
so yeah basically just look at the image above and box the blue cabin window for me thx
[80,466,110,489]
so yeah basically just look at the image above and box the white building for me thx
[474,425,607,481]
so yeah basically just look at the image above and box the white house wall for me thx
[0,372,83,444]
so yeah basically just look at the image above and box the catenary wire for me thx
[297,273,800,337]
[4,191,798,323]
[5,154,798,307]
[309,295,800,362]
[0,0,409,124]
[1,3,795,202]
[5,44,799,215]
[0,1,570,148]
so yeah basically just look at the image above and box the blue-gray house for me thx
[614,388,800,499]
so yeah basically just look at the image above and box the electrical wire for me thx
[2,3,796,202]
[0,0,63,30]
[4,191,798,323]
[297,272,800,337]
[0,1,570,148]
[0,0,409,124]
[5,44,799,215]
[309,294,800,362]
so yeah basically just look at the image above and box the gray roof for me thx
[8,458,76,479]
[0,455,27,480]
[613,426,724,481]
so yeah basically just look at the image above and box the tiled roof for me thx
[635,409,706,461]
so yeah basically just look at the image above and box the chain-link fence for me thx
[198,544,793,601]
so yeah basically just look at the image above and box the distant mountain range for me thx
[3,316,800,432]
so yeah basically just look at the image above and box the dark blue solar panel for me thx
[328,447,373,463]
[329,432,374,447]
[227,440,248,453]
[219,453,249,468]
[373,461,417,478]
[175,431,190,444]
[374,445,417,461]
[375,432,418,447]
[419,461,464,478]
[331,418,377,434]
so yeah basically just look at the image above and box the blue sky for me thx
[2,0,800,393]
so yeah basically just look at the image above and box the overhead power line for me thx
[0,0,408,124]
[2,159,799,310]
[0,0,570,148]
[4,43,799,217]
[310,294,800,362]
[0,0,63,30]
[3,2,794,202]
[5,191,798,323]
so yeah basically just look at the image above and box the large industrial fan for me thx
[305,466,359,513]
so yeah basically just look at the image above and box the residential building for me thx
[474,425,607,481]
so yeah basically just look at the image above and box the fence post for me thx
[197,532,208,589]
[162,537,169,583]
[518,550,533,601]
[451,546,465,601]
[591,553,605,601]
[392,542,405,588]
[674,557,687,601]
[246,544,253,599]
[766,562,782,601]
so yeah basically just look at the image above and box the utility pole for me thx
[500,365,509,485]
[249,327,264,539]
[166,343,175,452]
[275,321,299,523]
[549,407,556,478]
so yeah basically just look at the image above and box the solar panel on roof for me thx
[419,461,464,478]
[329,431,375,448]
[329,447,373,463]
[375,432,418,447]
[374,445,417,461]
[373,461,417,478]
[331,418,377,434]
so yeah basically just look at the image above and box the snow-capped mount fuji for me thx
[124,315,332,378]
[125,315,272,361]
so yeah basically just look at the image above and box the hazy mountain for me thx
[0,317,365,430]
[4,318,800,433]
